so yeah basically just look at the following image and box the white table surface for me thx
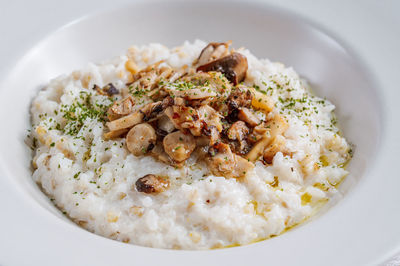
[0,0,399,265]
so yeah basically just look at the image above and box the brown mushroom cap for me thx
[195,41,231,66]
[135,174,169,194]
[196,52,248,85]
[93,83,119,96]
[126,123,157,156]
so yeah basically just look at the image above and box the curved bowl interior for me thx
[0,1,381,243]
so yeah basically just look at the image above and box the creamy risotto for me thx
[27,40,351,249]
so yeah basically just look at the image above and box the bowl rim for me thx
[0,0,398,265]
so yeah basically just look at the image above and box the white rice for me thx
[28,40,351,249]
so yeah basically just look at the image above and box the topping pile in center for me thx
[102,42,289,187]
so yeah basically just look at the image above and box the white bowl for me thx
[0,1,397,265]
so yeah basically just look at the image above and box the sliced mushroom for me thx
[167,85,217,100]
[207,143,253,178]
[157,114,176,134]
[135,174,169,194]
[231,154,254,178]
[166,72,219,101]
[163,131,196,163]
[250,87,274,113]
[195,136,211,147]
[197,52,248,85]
[103,128,129,140]
[227,121,249,141]
[248,123,267,144]
[263,135,287,164]
[103,83,119,95]
[227,121,250,154]
[164,105,202,136]
[238,107,260,127]
[129,61,164,91]
[106,111,143,131]
[195,41,231,66]
[245,135,271,162]
[245,114,288,162]
[142,96,174,122]
[190,71,232,95]
[165,72,232,108]
[173,97,186,106]
[150,142,175,165]
[152,65,189,94]
[147,87,169,102]
[189,105,222,144]
[166,65,189,83]
[265,114,288,137]
[93,83,119,96]
[207,142,235,174]
[129,61,189,99]
[227,86,252,110]
[107,96,135,121]
[197,105,223,132]
[224,86,252,122]
[107,97,173,131]
[133,60,164,77]
[202,124,220,146]
[126,123,157,156]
